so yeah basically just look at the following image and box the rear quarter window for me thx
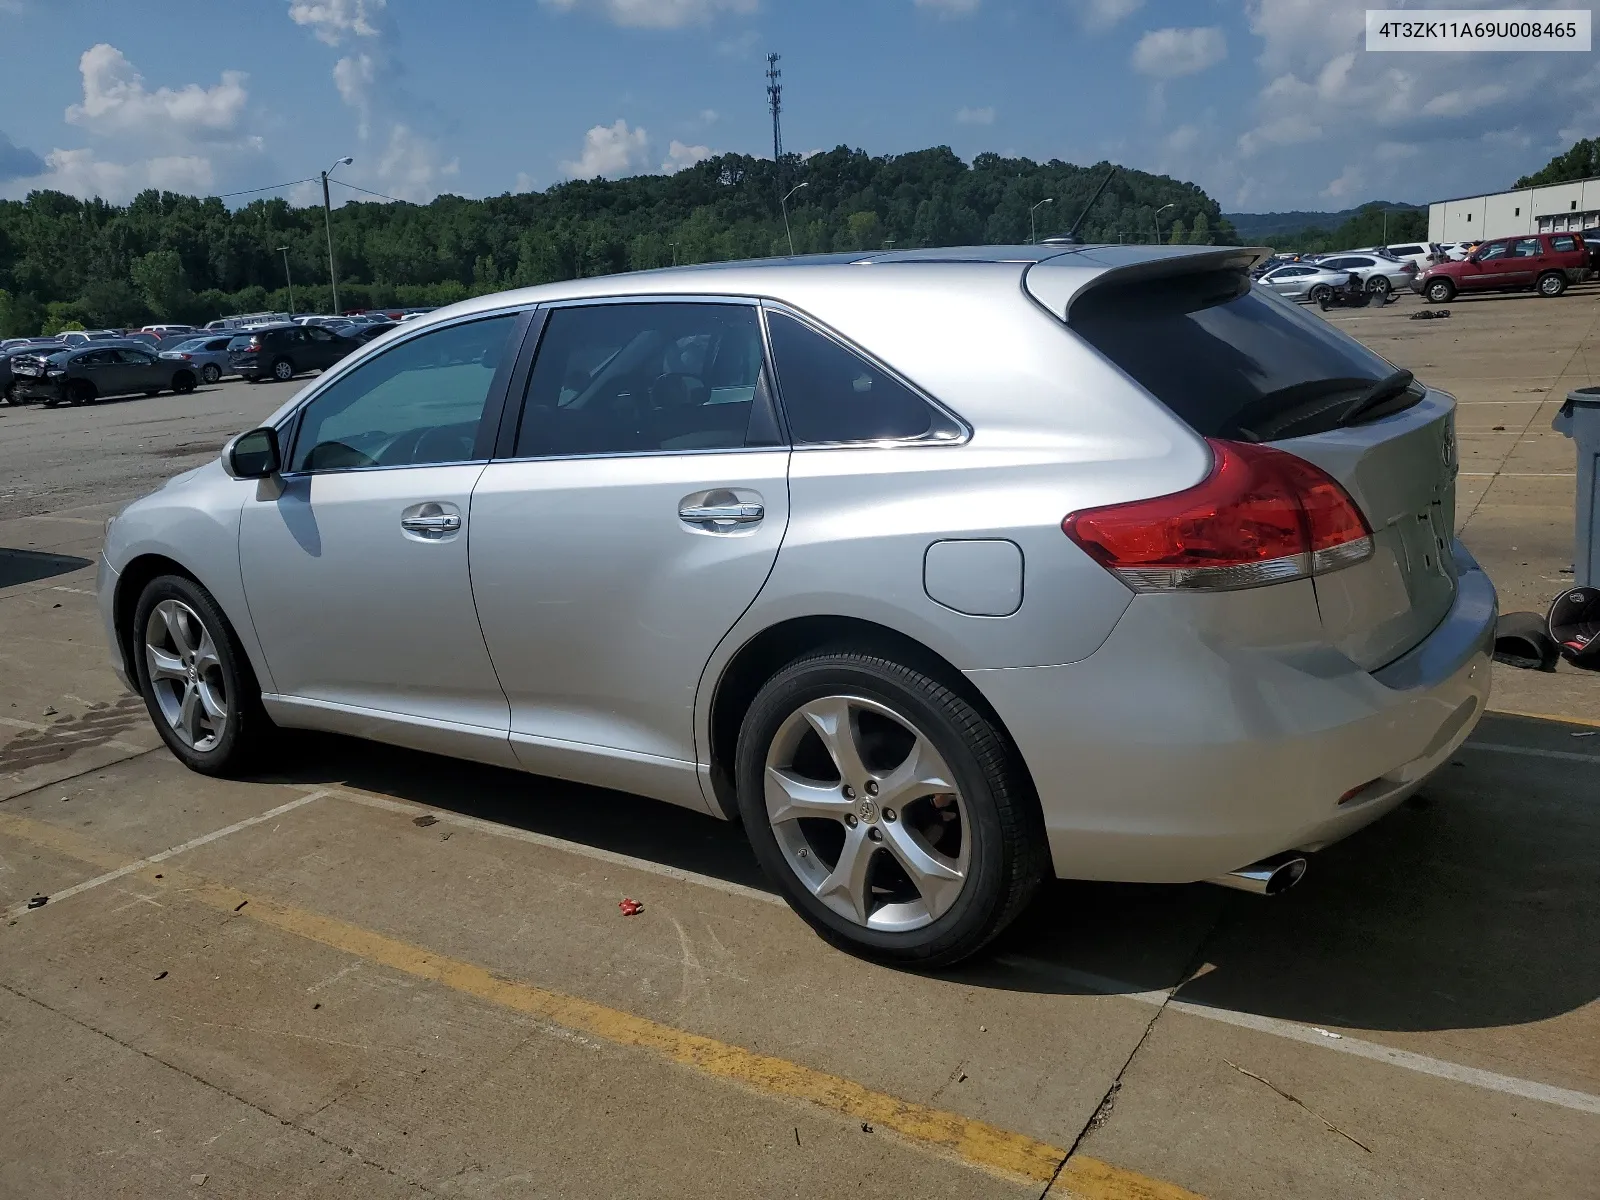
[1552,235,1579,253]
[1069,269,1403,441]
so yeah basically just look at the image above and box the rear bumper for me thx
[968,543,1496,883]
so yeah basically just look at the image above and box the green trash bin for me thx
[1553,386,1600,587]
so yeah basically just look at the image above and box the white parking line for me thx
[332,789,785,907]
[6,789,331,921]
[1463,742,1600,765]
[1459,472,1576,478]
[997,956,1600,1117]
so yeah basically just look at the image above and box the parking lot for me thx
[1,287,1597,1199]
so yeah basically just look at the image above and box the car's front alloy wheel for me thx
[736,652,1046,967]
[132,574,273,775]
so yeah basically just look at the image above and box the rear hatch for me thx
[1038,253,1458,670]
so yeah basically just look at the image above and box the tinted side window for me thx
[290,314,517,472]
[1512,238,1542,258]
[1478,242,1509,261]
[516,303,773,457]
[1552,235,1579,253]
[766,310,953,444]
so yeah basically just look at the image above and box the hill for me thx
[1225,202,1422,239]
[0,147,1238,337]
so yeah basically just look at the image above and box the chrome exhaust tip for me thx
[1208,852,1308,896]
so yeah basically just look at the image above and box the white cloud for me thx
[1236,113,1322,157]
[562,119,651,178]
[662,139,712,173]
[1322,164,1363,200]
[66,45,248,141]
[333,52,378,136]
[955,106,996,126]
[2,146,214,203]
[716,29,762,56]
[798,148,823,161]
[514,171,538,193]
[377,123,460,200]
[1075,0,1143,32]
[541,0,758,28]
[1164,124,1201,153]
[699,108,719,124]
[288,0,388,45]
[914,0,980,15]
[1131,27,1227,78]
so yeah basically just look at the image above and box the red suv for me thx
[1415,232,1589,302]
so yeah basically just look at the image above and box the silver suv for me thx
[99,245,1494,965]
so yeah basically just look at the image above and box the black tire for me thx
[1426,278,1455,303]
[271,357,295,382]
[201,363,221,384]
[1538,271,1568,298]
[1308,284,1332,304]
[131,574,274,776]
[734,651,1047,968]
[1366,275,1391,297]
[172,371,197,394]
[68,381,95,406]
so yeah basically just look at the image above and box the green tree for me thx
[1515,137,1600,188]
[1167,217,1189,244]
[1187,212,1211,245]
[130,249,189,319]
[845,210,882,250]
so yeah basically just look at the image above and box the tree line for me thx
[0,146,1237,337]
[1265,202,1430,256]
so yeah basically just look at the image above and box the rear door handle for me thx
[679,502,764,524]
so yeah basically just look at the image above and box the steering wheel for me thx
[302,440,377,471]
[412,424,476,464]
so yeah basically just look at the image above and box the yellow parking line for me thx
[1486,707,1600,731]
[0,809,1204,1199]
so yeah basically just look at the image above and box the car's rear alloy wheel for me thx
[1308,284,1332,304]
[133,574,273,775]
[1366,275,1391,296]
[736,652,1046,967]
[201,363,221,384]
[272,357,295,382]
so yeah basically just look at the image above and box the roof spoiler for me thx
[1024,245,1272,322]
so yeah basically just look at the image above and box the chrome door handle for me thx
[679,502,764,524]
[401,514,461,534]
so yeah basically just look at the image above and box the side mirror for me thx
[224,426,281,479]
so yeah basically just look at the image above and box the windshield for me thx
[1070,268,1409,441]
[226,335,256,350]
[172,338,208,352]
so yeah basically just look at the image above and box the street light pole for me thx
[780,181,809,256]
[321,156,353,314]
[1154,203,1175,245]
[277,246,295,314]
[1030,197,1053,244]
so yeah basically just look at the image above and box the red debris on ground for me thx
[618,898,644,916]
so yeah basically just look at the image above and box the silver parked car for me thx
[1312,252,1418,297]
[161,334,238,384]
[98,245,1494,965]
[1256,262,1355,303]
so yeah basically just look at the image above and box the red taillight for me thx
[1062,439,1373,592]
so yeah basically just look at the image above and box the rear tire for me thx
[1308,284,1332,304]
[1366,275,1391,297]
[1426,279,1455,303]
[735,651,1047,968]
[131,574,274,777]
[201,363,221,384]
[271,357,295,382]
[1538,271,1568,297]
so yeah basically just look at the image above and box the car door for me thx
[116,347,162,391]
[75,348,120,394]
[238,310,529,767]
[302,324,344,370]
[469,299,790,809]
[1262,266,1307,297]
[1464,240,1509,289]
[1503,237,1544,287]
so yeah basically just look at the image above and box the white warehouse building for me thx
[1429,177,1600,242]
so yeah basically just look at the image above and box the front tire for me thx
[132,574,273,776]
[1426,279,1455,303]
[1538,271,1568,297]
[69,381,95,406]
[172,371,197,394]
[735,651,1046,967]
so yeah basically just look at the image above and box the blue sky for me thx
[0,0,1595,213]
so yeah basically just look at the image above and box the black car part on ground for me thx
[1493,611,1562,672]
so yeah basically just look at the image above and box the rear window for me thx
[1070,269,1405,441]
[226,335,255,351]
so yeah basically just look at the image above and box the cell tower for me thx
[766,53,783,166]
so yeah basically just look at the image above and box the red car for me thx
[1415,232,1589,302]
